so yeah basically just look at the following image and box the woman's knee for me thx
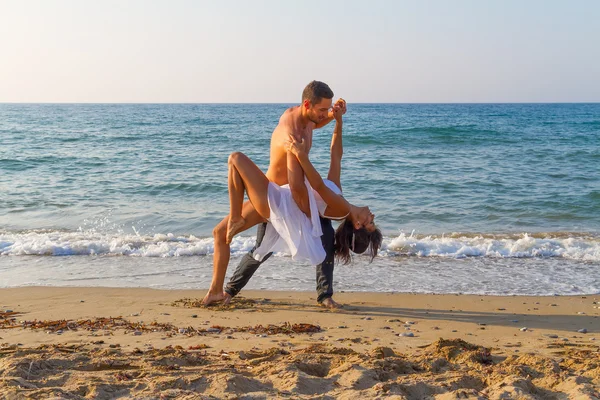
[228,151,245,166]
[213,221,227,241]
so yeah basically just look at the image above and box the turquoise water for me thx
[1,103,599,294]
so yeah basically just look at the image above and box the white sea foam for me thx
[384,232,600,261]
[0,230,250,257]
[1,230,599,295]
[1,230,599,261]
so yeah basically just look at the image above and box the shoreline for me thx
[1,287,599,398]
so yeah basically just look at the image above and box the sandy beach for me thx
[1,287,599,399]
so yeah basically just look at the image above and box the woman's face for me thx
[355,206,376,232]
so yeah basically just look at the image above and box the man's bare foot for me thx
[226,217,245,244]
[222,292,232,305]
[320,297,342,309]
[202,291,228,306]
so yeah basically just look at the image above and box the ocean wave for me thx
[346,136,386,145]
[399,125,500,136]
[57,136,85,143]
[143,182,224,195]
[576,120,600,127]
[0,159,36,171]
[1,230,599,260]
[384,232,600,260]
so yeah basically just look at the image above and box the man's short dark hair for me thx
[302,81,334,105]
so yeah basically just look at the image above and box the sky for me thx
[0,0,598,103]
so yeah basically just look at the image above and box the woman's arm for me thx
[327,119,343,189]
[327,98,345,188]
[284,136,351,216]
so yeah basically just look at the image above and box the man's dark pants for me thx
[224,217,335,303]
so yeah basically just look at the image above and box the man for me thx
[202,81,346,308]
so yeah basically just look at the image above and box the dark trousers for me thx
[224,217,335,303]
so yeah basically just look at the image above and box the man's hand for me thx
[315,98,346,130]
[332,98,345,122]
[329,98,347,121]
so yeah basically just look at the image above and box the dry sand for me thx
[1,287,599,399]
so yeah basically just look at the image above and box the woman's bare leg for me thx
[203,201,265,306]
[204,152,273,305]
[225,151,271,243]
[226,158,247,244]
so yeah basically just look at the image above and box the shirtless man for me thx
[202,81,346,307]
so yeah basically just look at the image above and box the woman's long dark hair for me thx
[334,219,383,265]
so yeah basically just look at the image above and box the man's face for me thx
[306,98,332,124]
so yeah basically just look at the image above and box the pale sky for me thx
[1,0,598,103]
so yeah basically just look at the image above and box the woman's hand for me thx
[284,134,308,158]
[332,98,346,122]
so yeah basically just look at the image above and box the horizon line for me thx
[1,101,599,105]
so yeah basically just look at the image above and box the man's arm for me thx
[288,151,311,217]
[314,115,334,129]
[314,98,347,129]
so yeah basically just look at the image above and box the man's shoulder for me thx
[286,105,300,113]
[279,105,298,122]
[274,107,297,134]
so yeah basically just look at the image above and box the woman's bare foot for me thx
[202,291,228,306]
[226,217,245,244]
[320,297,342,309]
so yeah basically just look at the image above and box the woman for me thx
[226,109,382,265]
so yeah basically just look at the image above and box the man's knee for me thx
[320,222,335,251]
[323,223,334,238]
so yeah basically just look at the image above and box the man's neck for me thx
[297,105,311,129]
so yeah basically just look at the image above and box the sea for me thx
[1,103,599,296]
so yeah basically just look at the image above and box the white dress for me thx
[253,179,345,266]
[253,178,325,265]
